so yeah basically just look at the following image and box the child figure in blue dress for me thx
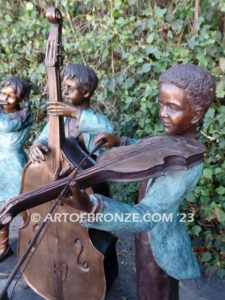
[0,76,32,262]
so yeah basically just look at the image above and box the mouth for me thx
[161,119,172,127]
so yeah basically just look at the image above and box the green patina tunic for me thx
[0,109,32,206]
[81,137,202,281]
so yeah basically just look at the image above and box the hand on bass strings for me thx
[29,142,49,164]
[47,102,81,119]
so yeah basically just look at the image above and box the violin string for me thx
[2,141,104,300]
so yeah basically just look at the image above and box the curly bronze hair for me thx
[158,64,215,117]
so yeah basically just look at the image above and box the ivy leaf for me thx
[146,33,155,44]
[217,269,225,279]
[115,0,122,8]
[187,35,198,50]
[186,192,196,203]
[142,63,150,73]
[192,225,202,236]
[201,252,212,262]
[154,8,167,18]
[124,78,135,89]
[171,20,183,32]
[205,108,215,118]
[215,186,225,195]
[203,168,213,179]
[217,208,225,224]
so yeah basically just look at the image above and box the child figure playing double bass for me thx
[29,63,114,163]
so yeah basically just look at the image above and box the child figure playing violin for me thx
[63,64,215,300]
[0,76,32,262]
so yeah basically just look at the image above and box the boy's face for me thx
[158,83,195,135]
[0,85,20,113]
[62,78,90,106]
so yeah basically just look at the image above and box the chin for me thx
[163,127,174,134]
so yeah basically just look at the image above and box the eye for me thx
[169,104,179,110]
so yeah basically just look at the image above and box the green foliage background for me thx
[0,0,224,277]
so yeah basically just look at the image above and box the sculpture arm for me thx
[79,108,114,135]
[0,112,32,133]
[34,123,49,146]
[79,108,114,155]
[81,163,202,233]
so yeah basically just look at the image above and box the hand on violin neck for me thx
[29,142,49,164]
[63,182,102,213]
[47,102,81,120]
[95,133,122,148]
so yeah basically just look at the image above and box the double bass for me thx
[16,8,118,300]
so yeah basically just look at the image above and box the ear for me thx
[190,109,203,125]
[83,89,91,99]
[18,98,25,106]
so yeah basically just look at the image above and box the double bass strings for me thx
[0,140,105,300]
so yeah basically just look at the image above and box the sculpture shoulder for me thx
[142,163,203,210]
[79,107,114,134]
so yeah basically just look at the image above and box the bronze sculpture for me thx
[11,8,117,300]
[0,76,32,263]
[0,64,214,300]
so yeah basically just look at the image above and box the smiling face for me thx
[62,78,90,107]
[158,83,197,135]
[0,85,21,113]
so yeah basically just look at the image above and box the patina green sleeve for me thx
[81,163,202,233]
[35,108,114,155]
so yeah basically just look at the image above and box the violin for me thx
[0,133,205,228]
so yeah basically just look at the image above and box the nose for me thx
[62,88,68,97]
[160,106,168,118]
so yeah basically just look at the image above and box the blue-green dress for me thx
[0,108,32,207]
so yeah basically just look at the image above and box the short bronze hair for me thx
[61,64,98,97]
[1,76,31,102]
[158,64,215,117]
